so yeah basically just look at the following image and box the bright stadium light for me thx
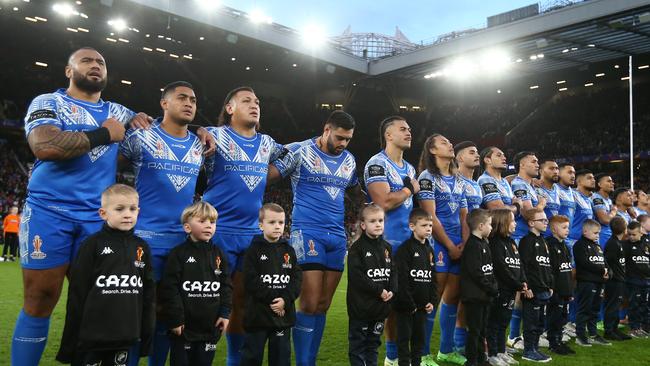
[445,58,475,80]
[478,49,511,74]
[301,24,327,47]
[108,18,127,31]
[196,0,220,10]
[249,8,272,24]
[53,3,79,17]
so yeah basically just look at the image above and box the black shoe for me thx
[604,331,623,341]
[615,329,633,341]
[549,344,570,355]
[561,343,576,354]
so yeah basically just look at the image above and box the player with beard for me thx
[282,111,364,366]
[477,147,519,213]
[592,174,618,248]
[363,116,419,366]
[510,152,547,243]
[417,134,469,366]
[536,159,561,237]
[452,141,482,354]
[557,164,577,230]
[569,170,596,246]
[13,47,153,366]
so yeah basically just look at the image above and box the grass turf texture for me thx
[1,260,649,365]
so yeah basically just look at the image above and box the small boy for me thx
[460,209,498,366]
[519,209,554,363]
[603,216,632,341]
[545,215,576,354]
[56,184,155,366]
[394,208,438,366]
[240,203,302,366]
[623,221,650,337]
[573,219,611,346]
[158,201,232,366]
[347,204,397,366]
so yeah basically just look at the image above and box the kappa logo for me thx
[186,256,197,263]
[101,246,114,255]
[366,251,372,257]
[260,254,268,261]
[414,252,420,257]
[30,235,47,260]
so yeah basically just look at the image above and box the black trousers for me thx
[627,281,650,330]
[72,349,130,366]
[604,280,625,333]
[576,281,603,338]
[348,318,384,366]
[486,292,514,357]
[240,328,291,366]
[396,309,426,366]
[546,294,569,347]
[3,232,17,257]
[522,296,548,352]
[464,301,490,365]
[168,336,217,366]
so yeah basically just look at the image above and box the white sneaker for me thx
[561,333,571,342]
[498,352,519,365]
[384,357,398,366]
[506,336,524,351]
[538,333,550,348]
[488,356,508,366]
[565,323,576,333]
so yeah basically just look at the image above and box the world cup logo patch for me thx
[134,246,145,268]
[307,240,319,256]
[30,235,46,259]
[436,251,445,267]
[282,252,292,268]
[215,256,222,275]
[384,248,391,263]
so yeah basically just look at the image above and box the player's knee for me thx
[316,297,333,313]
[23,287,61,316]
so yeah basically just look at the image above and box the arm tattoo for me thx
[28,125,91,161]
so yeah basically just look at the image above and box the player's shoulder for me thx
[285,138,313,153]
[205,125,224,136]
[418,169,433,180]
[28,91,63,107]
[365,152,388,168]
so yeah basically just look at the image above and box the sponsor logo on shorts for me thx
[134,246,145,268]
[215,256,222,275]
[30,235,46,260]
[307,240,318,257]
[282,252,292,268]
[436,251,445,267]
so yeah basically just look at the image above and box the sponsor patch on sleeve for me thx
[419,178,433,191]
[592,198,605,206]
[367,164,385,177]
[27,109,56,122]
[481,183,499,195]
[513,189,528,199]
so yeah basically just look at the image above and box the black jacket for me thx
[394,235,437,312]
[489,235,526,296]
[573,236,608,283]
[624,239,650,281]
[519,232,554,293]
[460,235,498,303]
[347,233,397,321]
[56,225,155,363]
[546,236,574,297]
[158,238,232,342]
[604,236,626,282]
[243,235,302,330]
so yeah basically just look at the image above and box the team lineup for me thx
[10,47,650,366]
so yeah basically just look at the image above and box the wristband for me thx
[83,127,111,149]
[402,176,414,196]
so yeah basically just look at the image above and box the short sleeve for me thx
[416,171,435,202]
[479,177,502,204]
[459,183,468,209]
[119,129,142,164]
[269,139,295,178]
[24,94,61,137]
[347,158,360,188]
[592,196,607,212]
[364,159,389,185]
[511,181,530,201]
[108,102,136,125]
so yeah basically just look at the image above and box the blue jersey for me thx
[635,207,648,216]
[511,176,540,241]
[478,172,513,207]
[24,89,135,221]
[363,151,416,246]
[286,138,358,234]
[537,184,561,236]
[203,126,292,235]
[459,174,482,212]
[592,192,613,245]
[120,120,203,249]
[616,210,633,224]
[570,190,593,241]
[557,184,576,229]
[417,172,467,244]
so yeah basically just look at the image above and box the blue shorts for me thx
[433,239,461,275]
[290,229,347,272]
[566,239,577,267]
[212,232,255,273]
[19,203,103,270]
[135,230,187,281]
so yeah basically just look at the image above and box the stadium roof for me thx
[129,0,650,80]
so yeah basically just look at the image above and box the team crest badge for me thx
[115,350,128,364]
[30,235,46,259]
[154,139,164,158]
[134,246,145,268]
[436,251,445,267]
[384,248,391,263]
[282,252,292,268]
[307,240,319,256]
[215,256,222,275]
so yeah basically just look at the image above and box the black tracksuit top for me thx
[624,239,650,280]
[519,231,554,293]
[460,234,498,303]
[158,238,233,342]
[573,236,608,283]
[604,236,626,282]
[56,224,155,363]
[546,236,574,297]
[489,235,527,296]
[394,235,438,312]
[242,235,302,330]
[347,232,397,321]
